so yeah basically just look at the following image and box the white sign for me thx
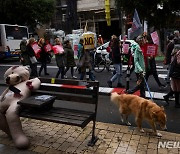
[158,141,180,148]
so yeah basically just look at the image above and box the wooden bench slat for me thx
[39,78,99,87]
[51,108,94,118]
[39,85,96,96]
[20,108,94,128]
[33,90,97,104]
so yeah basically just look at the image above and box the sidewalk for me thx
[0,118,180,154]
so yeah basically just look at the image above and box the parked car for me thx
[95,40,136,64]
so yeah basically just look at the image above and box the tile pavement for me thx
[0,118,180,154]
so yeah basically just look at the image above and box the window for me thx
[5,25,28,40]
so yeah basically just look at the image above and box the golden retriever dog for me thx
[111,92,167,137]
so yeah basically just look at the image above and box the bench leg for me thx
[88,119,98,146]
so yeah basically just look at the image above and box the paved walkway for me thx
[0,118,180,154]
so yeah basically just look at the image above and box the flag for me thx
[129,9,143,40]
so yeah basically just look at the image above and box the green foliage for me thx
[115,0,180,29]
[0,0,55,29]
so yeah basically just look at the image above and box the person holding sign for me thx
[38,38,50,76]
[142,36,166,90]
[53,38,65,79]
[26,37,38,77]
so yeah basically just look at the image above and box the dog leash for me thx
[143,76,153,101]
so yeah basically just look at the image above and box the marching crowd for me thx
[19,30,180,107]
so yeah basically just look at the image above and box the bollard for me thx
[126,67,130,90]
[86,67,90,81]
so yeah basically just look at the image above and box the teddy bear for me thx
[0,66,41,149]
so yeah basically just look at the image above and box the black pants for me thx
[145,70,162,87]
[64,67,74,77]
[56,67,64,79]
[30,63,38,77]
[127,73,145,98]
[39,62,47,75]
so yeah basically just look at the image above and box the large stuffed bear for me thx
[0,66,41,149]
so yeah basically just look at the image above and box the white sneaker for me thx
[64,75,68,79]
[72,76,77,79]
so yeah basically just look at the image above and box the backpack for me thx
[20,40,27,52]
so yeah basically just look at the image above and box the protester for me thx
[38,38,49,76]
[107,37,124,88]
[77,38,84,59]
[53,38,65,79]
[164,34,175,83]
[97,34,104,46]
[78,43,95,81]
[142,36,166,90]
[19,40,30,66]
[164,45,180,108]
[126,35,146,98]
[26,37,38,77]
[63,40,77,79]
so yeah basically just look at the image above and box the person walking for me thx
[164,45,180,108]
[107,37,124,88]
[38,38,49,76]
[78,44,95,81]
[126,35,146,98]
[53,38,65,79]
[26,38,38,77]
[63,40,77,79]
[19,39,31,66]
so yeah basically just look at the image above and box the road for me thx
[0,58,180,134]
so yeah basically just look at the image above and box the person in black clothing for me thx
[26,38,38,77]
[145,56,166,90]
[38,38,49,76]
[63,40,77,79]
[107,37,124,88]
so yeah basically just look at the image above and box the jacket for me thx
[132,44,145,74]
[64,45,76,67]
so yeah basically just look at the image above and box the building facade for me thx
[52,0,126,40]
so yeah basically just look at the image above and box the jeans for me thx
[56,67,65,79]
[110,63,122,84]
[80,71,95,81]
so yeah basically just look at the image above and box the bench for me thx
[18,77,99,146]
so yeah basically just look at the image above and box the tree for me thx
[115,0,180,29]
[0,0,55,29]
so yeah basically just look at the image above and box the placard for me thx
[83,33,95,50]
[44,44,53,52]
[52,45,64,54]
[144,44,158,56]
[31,42,41,58]
[122,43,129,54]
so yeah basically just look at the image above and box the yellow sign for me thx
[83,34,95,50]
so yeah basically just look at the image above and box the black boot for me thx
[175,92,180,108]
[163,90,174,106]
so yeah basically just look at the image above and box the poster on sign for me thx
[31,42,41,58]
[150,31,159,45]
[82,33,95,50]
[122,43,129,54]
[52,45,64,54]
[44,44,53,52]
[144,44,158,56]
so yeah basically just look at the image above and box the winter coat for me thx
[78,49,92,72]
[132,44,145,74]
[64,45,76,67]
[39,43,49,63]
[170,50,180,92]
